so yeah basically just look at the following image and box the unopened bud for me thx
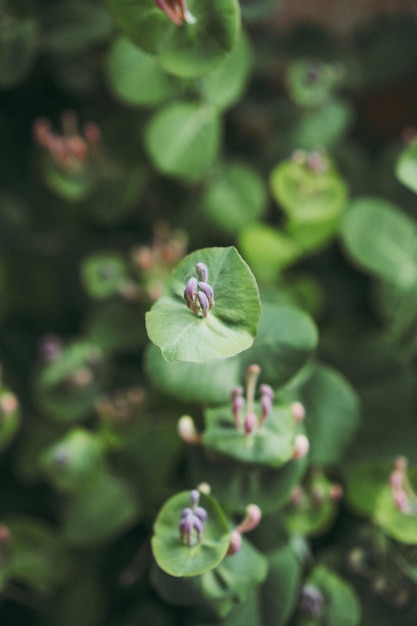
[330,483,343,501]
[178,415,201,445]
[197,281,215,309]
[197,291,209,318]
[195,262,208,282]
[244,412,257,434]
[291,401,305,423]
[293,434,309,459]
[184,277,198,308]
[235,504,262,534]
[227,530,242,555]
[197,482,211,494]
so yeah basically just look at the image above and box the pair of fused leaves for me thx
[146,246,261,363]
[346,460,417,545]
[106,0,240,79]
[240,153,348,283]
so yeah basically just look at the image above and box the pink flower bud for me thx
[235,504,262,534]
[291,401,305,423]
[293,434,309,459]
[244,412,257,434]
[197,281,215,309]
[177,415,201,445]
[227,530,242,555]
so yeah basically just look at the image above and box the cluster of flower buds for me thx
[291,148,328,174]
[184,262,215,318]
[179,489,208,546]
[390,456,417,516]
[290,470,343,509]
[132,222,187,302]
[154,0,196,25]
[227,504,262,555]
[33,111,102,175]
[231,365,274,435]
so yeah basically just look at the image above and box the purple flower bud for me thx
[197,291,209,317]
[231,386,244,400]
[184,277,198,307]
[260,394,272,421]
[197,281,215,309]
[190,489,200,507]
[195,262,208,282]
[301,585,324,616]
[194,506,207,522]
[259,384,274,399]
[232,395,245,429]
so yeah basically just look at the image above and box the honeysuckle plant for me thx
[3,0,417,624]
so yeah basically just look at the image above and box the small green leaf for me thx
[202,163,266,234]
[145,102,221,181]
[203,403,297,468]
[63,472,139,546]
[146,247,261,362]
[238,223,302,282]
[396,137,417,194]
[261,542,303,626]
[299,363,360,466]
[81,253,129,299]
[106,36,182,108]
[200,31,252,110]
[152,490,230,577]
[145,343,241,404]
[240,302,318,387]
[341,197,417,289]
[39,429,106,493]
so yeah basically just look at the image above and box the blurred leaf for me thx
[85,300,146,354]
[202,163,266,234]
[145,343,241,404]
[299,363,360,466]
[286,60,341,109]
[145,102,221,181]
[81,253,129,299]
[0,13,39,88]
[200,31,252,110]
[341,197,417,289]
[396,138,417,194]
[261,541,303,626]
[106,36,182,107]
[146,247,261,362]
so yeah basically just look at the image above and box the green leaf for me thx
[200,31,252,110]
[106,0,240,78]
[270,153,348,250]
[240,302,318,387]
[106,36,182,108]
[145,102,221,181]
[396,137,417,194]
[291,99,353,150]
[63,472,139,546]
[42,3,112,56]
[202,163,266,234]
[81,253,129,299]
[298,566,361,626]
[238,223,302,282]
[152,490,230,577]
[1,517,71,595]
[0,14,39,88]
[146,247,261,362]
[203,403,297,468]
[299,363,360,466]
[341,197,417,289]
[39,429,106,493]
[145,343,241,404]
[36,341,107,423]
[261,542,303,626]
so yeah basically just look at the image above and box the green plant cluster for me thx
[1,0,417,624]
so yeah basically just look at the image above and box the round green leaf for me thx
[145,343,241,404]
[106,36,182,107]
[81,253,129,299]
[202,163,267,234]
[63,472,139,546]
[200,31,252,110]
[341,197,417,289]
[145,247,261,362]
[39,429,106,493]
[145,102,221,182]
[299,363,360,466]
[240,302,318,387]
[35,341,107,423]
[152,490,230,577]
[396,137,417,194]
[300,566,361,626]
[203,403,297,468]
